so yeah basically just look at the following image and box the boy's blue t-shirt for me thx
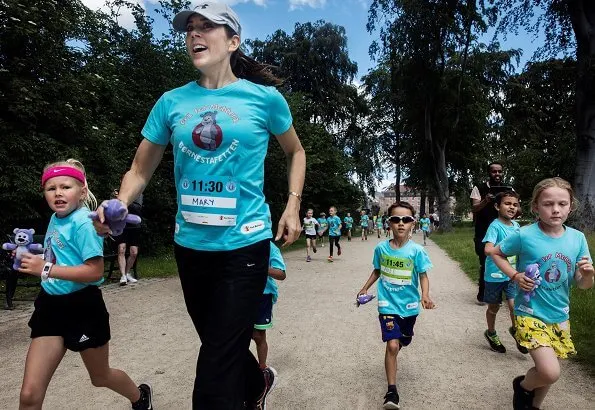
[483,219,520,282]
[360,214,369,227]
[343,216,353,229]
[327,215,342,236]
[142,80,293,251]
[373,240,433,317]
[500,223,592,324]
[419,218,431,231]
[376,218,383,228]
[42,207,104,295]
[317,217,328,230]
[265,242,286,303]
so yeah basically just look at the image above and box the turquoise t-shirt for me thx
[419,218,431,232]
[343,216,353,229]
[373,240,433,317]
[360,214,369,227]
[327,215,342,236]
[483,219,520,283]
[265,242,286,304]
[500,223,592,324]
[142,80,293,251]
[376,218,383,228]
[317,218,328,232]
[42,207,104,295]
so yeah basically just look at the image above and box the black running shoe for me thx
[132,384,153,410]
[484,330,506,353]
[383,389,400,409]
[251,367,277,410]
[509,326,529,354]
[513,375,534,410]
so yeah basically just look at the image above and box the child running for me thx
[252,242,286,375]
[343,212,354,241]
[376,215,384,239]
[317,212,328,247]
[482,191,527,354]
[17,159,152,410]
[357,201,436,409]
[360,210,369,241]
[490,178,593,410]
[419,213,431,246]
[326,206,342,262]
[303,209,319,262]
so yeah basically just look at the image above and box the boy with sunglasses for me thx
[357,201,436,409]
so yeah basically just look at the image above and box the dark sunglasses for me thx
[388,216,415,224]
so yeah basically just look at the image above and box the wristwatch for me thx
[41,262,53,282]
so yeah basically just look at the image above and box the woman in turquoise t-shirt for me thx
[93,3,305,409]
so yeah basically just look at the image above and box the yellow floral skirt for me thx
[514,315,576,359]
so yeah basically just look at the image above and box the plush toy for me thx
[523,263,542,303]
[89,199,141,236]
[2,228,43,270]
[356,293,375,307]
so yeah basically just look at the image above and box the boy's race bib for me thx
[380,256,414,286]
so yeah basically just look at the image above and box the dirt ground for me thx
[0,232,593,409]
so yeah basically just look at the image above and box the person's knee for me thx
[117,243,126,256]
[536,361,561,384]
[129,246,139,257]
[386,340,399,355]
[487,304,500,315]
[20,383,44,407]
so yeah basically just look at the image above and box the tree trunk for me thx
[434,140,452,231]
[390,26,401,203]
[569,0,595,232]
[420,190,427,216]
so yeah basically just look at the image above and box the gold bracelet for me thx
[288,191,302,201]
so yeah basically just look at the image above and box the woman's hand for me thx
[91,200,112,237]
[276,204,301,247]
[18,253,45,277]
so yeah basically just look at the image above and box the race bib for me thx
[179,175,239,227]
[380,256,414,286]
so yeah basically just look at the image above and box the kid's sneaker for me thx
[306,255,311,262]
[120,275,128,286]
[383,389,400,409]
[132,383,153,410]
[513,375,534,410]
[484,330,506,353]
[252,366,277,410]
[327,256,333,262]
[126,273,138,283]
[509,326,529,354]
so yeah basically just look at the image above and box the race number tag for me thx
[179,175,239,226]
[380,256,414,286]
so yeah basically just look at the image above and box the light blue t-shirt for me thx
[265,242,286,304]
[343,216,353,229]
[327,215,342,236]
[142,80,293,251]
[373,240,433,317]
[317,217,328,232]
[419,218,431,232]
[500,223,592,324]
[483,219,520,283]
[42,207,104,295]
[360,214,369,227]
[376,218,383,228]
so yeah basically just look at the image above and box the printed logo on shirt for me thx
[406,302,418,310]
[517,304,534,315]
[192,111,223,151]
[562,306,570,314]
[378,300,389,308]
[544,262,562,283]
[241,220,265,235]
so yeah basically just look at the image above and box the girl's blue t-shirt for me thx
[42,207,104,295]
[142,80,293,251]
[317,218,328,230]
[327,215,342,236]
[360,214,369,227]
[419,218,431,231]
[483,219,520,282]
[264,242,286,304]
[500,223,591,324]
[343,216,353,229]
[373,240,433,317]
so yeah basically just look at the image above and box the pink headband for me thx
[41,166,86,187]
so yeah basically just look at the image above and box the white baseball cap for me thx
[173,2,241,36]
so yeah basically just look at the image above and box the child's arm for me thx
[491,245,534,291]
[575,257,594,289]
[484,242,496,256]
[18,253,104,282]
[419,273,436,309]
[358,269,380,295]
[269,267,286,281]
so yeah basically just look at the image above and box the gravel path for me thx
[0,233,593,409]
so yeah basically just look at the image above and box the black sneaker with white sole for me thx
[383,389,400,409]
[252,367,277,410]
[132,383,153,410]
[513,375,534,410]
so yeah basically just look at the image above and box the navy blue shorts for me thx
[483,280,517,304]
[379,314,417,346]
[254,294,274,330]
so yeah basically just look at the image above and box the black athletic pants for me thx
[175,239,269,409]
[474,237,486,302]
[329,235,341,256]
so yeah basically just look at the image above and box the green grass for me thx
[432,226,595,374]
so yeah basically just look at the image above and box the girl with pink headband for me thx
[17,158,153,409]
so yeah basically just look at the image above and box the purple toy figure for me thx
[2,228,43,270]
[356,293,376,307]
[523,263,542,303]
[89,199,141,237]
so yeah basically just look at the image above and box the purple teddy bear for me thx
[89,199,141,237]
[523,263,542,302]
[2,228,43,270]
